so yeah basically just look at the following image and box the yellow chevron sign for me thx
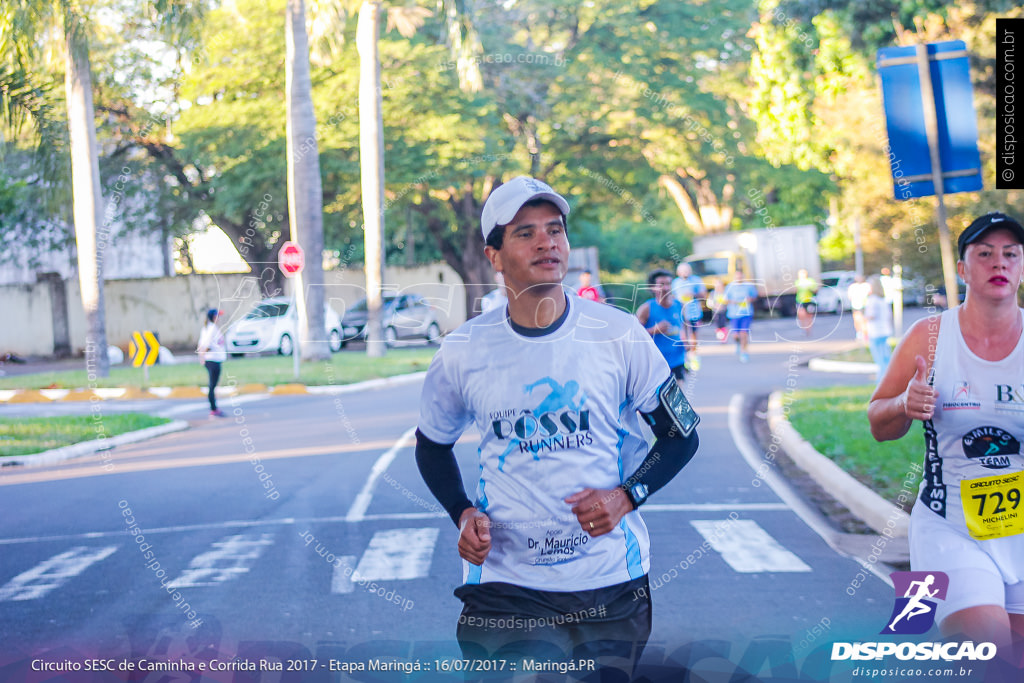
[129,331,160,367]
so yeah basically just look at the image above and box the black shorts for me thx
[454,575,651,676]
[670,364,685,380]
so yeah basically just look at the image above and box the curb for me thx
[767,391,909,538]
[2,420,191,468]
[0,374,428,403]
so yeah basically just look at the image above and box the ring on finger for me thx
[589,521,594,530]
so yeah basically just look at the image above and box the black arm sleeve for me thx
[414,428,474,527]
[626,402,700,496]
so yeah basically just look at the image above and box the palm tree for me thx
[286,0,330,362]
[1,4,109,375]
[2,1,201,377]
[311,0,481,357]
[356,0,387,357]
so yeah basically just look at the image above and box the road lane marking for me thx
[0,504,797,546]
[345,426,418,522]
[330,556,360,594]
[351,528,439,581]
[166,533,275,588]
[0,438,406,487]
[728,393,894,587]
[692,519,812,573]
[0,545,118,601]
[643,503,789,512]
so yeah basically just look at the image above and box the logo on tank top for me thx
[995,384,1024,413]
[961,426,1019,470]
[489,377,593,470]
[940,381,980,410]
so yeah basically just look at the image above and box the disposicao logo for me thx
[881,571,948,635]
[831,571,997,664]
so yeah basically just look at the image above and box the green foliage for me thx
[0,413,171,457]
[0,348,438,390]
[788,384,921,507]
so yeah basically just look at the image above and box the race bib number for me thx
[960,471,1024,540]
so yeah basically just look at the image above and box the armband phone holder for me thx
[658,377,700,437]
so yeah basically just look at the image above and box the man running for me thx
[415,176,701,675]
[671,262,707,370]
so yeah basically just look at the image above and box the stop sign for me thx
[278,241,305,277]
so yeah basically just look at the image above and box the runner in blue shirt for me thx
[671,262,707,371]
[725,266,758,363]
[638,269,687,381]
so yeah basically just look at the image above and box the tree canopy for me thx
[4,0,1022,300]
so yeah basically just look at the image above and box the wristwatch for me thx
[622,482,649,510]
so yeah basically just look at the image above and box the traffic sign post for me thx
[278,241,306,379]
[878,40,983,308]
[278,241,305,277]
[128,330,159,387]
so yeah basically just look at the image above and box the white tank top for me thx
[922,307,1024,519]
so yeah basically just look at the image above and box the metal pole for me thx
[853,213,864,278]
[916,44,960,306]
[293,276,304,380]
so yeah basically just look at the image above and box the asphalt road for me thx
[1,307,1003,682]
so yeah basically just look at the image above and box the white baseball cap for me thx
[480,176,571,241]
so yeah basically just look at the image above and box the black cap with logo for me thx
[957,212,1024,259]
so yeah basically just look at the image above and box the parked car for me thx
[225,297,344,356]
[881,275,927,307]
[341,294,442,347]
[815,270,857,314]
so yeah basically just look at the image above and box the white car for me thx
[225,297,344,356]
[816,270,858,314]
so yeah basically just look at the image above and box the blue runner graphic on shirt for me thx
[491,377,592,470]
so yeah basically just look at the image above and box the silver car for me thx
[341,294,442,347]
[226,297,345,356]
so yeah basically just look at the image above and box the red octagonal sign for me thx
[278,241,305,277]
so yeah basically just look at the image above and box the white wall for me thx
[0,264,466,357]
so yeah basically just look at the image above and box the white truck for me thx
[684,225,821,316]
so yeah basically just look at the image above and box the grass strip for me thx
[0,348,437,390]
[0,413,171,457]
[787,384,922,508]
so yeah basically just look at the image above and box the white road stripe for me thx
[158,394,269,417]
[345,426,418,522]
[330,556,360,594]
[0,504,796,546]
[0,546,118,601]
[166,533,274,588]
[644,503,789,512]
[352,528,439,581]
[692,519,811,573]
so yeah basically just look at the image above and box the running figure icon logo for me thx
[881,571,949,635]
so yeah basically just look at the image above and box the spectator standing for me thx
[197,308,226,418]
[576,269,605,303]
[671,262,708,370]
[864,275,894,377]
[848,274,871,344]
[637,269,687,381]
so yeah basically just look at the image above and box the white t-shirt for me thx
[197,322,227,363]
[864,295,893,340]
[418,295,670,591]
